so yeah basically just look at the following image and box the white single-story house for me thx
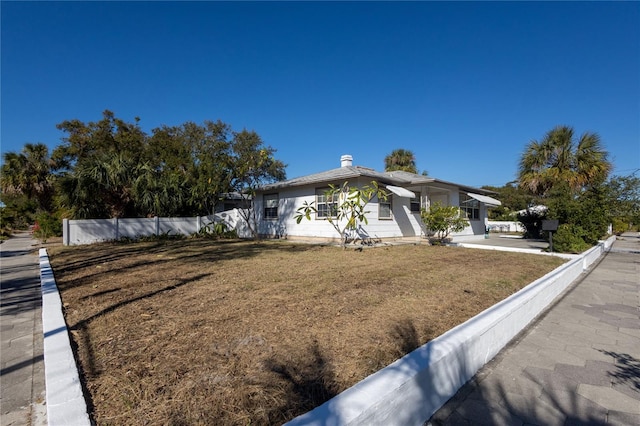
[253,155,501,243]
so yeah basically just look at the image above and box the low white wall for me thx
[158,217,199,235]
[285,235,616,425]
[63,210,251,245]
[487,220,524,233]
[39,249,91,426]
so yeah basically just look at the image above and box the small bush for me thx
[116,231,187,244]
[611,217,629,235]
[420,202,468,242]
[196,222,238,239]
[137,231,185,243]
[551,224,590,253]
[33,212,62,243]
[517,209,546,239]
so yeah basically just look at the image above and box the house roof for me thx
[260,165,415,190]
[259,161,497,197]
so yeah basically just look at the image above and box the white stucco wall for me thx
[255,180,493,241]
[255,179,425,241]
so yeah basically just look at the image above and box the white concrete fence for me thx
[487,220,525,233]
[62,209,252,246]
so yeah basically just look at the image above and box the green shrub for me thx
[33,212,62,243]
[611,217,629,235]
[420,202,468,242]
[551,224,590,253]
[136,231,185,242]
[517,209,546,239]
[196,221,238,239]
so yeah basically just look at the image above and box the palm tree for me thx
[518,126,612,196]
[384,149,417,174]
[1,143,55,211]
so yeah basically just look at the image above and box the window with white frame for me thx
[410,192,421,213]
[459,192,480,220]
[263,193,279,219]
[379,195,392,219]
[316,188,338,219]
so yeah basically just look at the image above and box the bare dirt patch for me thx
[48,239,565,425]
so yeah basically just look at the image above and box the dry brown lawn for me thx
[48,239,565,425]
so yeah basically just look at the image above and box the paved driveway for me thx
[459,234,550,251]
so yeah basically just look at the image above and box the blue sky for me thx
[2,1,639,187]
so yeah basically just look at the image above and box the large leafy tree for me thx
[229,129,286,237]
[54,111,150,218]
[384,149,418,174]
[54,111,286,220]
[605,173,640,231]
[518,126,612,196]
[53,110,146,172]
[482,181,533,220]
[147,120,234,216]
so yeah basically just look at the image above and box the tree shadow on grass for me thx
[49,239,319,292]
[391,317,436,354]
[60,272,211,424]
[266,317,439,424]
[263,341,339,423]
[68,272,211,376]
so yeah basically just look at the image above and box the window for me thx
[459,192,480,220]
[410,192,421,213]
[379,195,392,219]
[316,188,338,218]
[263,193,279,219]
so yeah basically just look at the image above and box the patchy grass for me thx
[48,239,565,425]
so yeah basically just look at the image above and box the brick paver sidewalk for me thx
[429,232,640,425]
[1,232,47,426]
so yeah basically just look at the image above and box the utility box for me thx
[542,219,560,252]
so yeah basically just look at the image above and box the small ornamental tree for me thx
[294,181,387,247]
[420,202,468,243]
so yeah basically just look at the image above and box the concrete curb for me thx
[285,235,616,426]
[457,241,579,260]
[39,248,91,426]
